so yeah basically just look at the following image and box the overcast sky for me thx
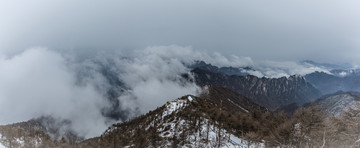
[1,0,360,63]
[2,1,360,137]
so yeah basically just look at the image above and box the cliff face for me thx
[192,68,321,109]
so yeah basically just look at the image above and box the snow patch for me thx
[319,93,360,116]
[159,98,263,147]
[188,96,194,102]
[16,137,25,147]
[227,98,249,113]
[0,133,5,148]
[159,116,264,147]
[162,99,188,118]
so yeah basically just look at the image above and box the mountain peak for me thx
[94,94,264,147]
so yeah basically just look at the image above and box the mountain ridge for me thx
[192,68,321,109]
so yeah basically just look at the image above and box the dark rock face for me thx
[200,85,267,113]
[305,71,360,95]
[192,68,321,109]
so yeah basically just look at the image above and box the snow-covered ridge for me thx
[162,98,188,118]
[101,95,265,147]
[187,96,194,102]
[162,95,197,118]
[317,93,360,116]
[104,96,197,135]
[159,96,263,147]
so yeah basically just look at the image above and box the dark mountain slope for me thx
[200,84,267,113]
[192,68,321,109]
[305,71,360,94]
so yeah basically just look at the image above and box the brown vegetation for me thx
[3,95,360,147]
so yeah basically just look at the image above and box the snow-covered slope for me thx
[314,92,360,116]
[84,95,264,147]
[0,133,5,148]
[154,96,263,147]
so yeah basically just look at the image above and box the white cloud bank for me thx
[0,46,205,138]
[255,61,332,78]
[0,45,335,138]
[0,48,110,138]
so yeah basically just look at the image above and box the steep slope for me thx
[192,68,321,109]
[311,91,360,116]
[200,84,267,113]
[81,95,264,147]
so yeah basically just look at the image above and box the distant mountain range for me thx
[190,60,360,108]
[188,61,256,76]
[305,70,360,95]
[191,65,321,109]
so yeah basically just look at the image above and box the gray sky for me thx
[1,0,360,63]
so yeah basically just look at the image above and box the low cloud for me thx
[0,48,110,138]
[0,45,335,138]
[0,46,206,138]
[255,61,332,78]
[138,45,254,68]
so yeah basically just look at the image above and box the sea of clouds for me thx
[0,45,335,138]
